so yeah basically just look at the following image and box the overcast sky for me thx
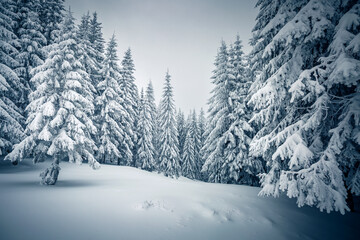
[65,0,258,114]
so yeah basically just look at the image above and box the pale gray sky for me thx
[66,0,258,114]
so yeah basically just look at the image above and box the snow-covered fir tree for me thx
[198,108,206,147]
[330,2,360,209]
[77,12,101,90]
[182,110,201,179]
[145,81,158,165]
[89,12,105,65]
[197,108,207,180]
[39,0,64,44]
[0,0,25,156]
[176,109,186,165]
[120,48,139,166]
[158,71,181,178]
[96,34,131,165]
[136,88,156,171]
[248,0,357,214]
[5,8,99,185]
[276,0,360,212]
[153,104,162,169]
[228,35,262,186]
[202,41,240,183]
[15,0,46,107]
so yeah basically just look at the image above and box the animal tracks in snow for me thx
[193,202,243,223]
[134,199,256,225]
[133,200,174,213]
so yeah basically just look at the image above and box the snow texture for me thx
[0,160,359,240]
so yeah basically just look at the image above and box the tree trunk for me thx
[40,155,61,185]
[346,189,355,212]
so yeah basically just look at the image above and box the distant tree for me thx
[158,71,181,178]
[88,11,105,85]
[96,34,129,165]
[201,41,236,183]
[227,35,262,186]
[15,0,46,108]
[39,0,65,44]
[197,108,207,180]
[119,48,139,166]
[153,103,162,169]
[89,12,105,64]
[182,110,201,179]
[5,9,99,185]
[77,12,100,89]
[136,89,156,171]
[146,81,157,159]
[176,109,186,165]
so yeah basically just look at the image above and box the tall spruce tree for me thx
[0,0,25,156]
[87,11,104,86]
[5,8,99,185]
[89,12,105,64]
[15,0,46,108]
[198,108,206,148]
[119,48,138,166]
[77,12,101,90]
[146,81,157,154]
[228,36,262,186]
[158,71,181,177]
[96,34,130,165]
[182,110,201,179]
[248,0,354,213]
[197,108,207,180]
[201,41,238,183]
[176,109,186,165]
[278,1,360,212]
[39,0,64,44]
[136,88,156,170]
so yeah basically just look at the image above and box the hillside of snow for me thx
[0,160,359,240]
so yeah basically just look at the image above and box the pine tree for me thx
[278,1,360,212]
[146,81,157,146]
[182,110,201,179]
[77,12,101,91]
[201,41,237,183]
[153,97,162,169]
[88,11,105,86]
[89,12,105,64]
[228,35,262,186]
[15,0,46,108]
[176,109,186,164]
[96,34,130,165]
[248,0,352,213]
[197,108,207,180]
[198,108,206,144]
[0,0,25,156]
[5,9,99,185]
[331,2,360,208]
[39,0,64,44]
[158,71,181,178]
[136,89,156,171]
[120,48,139,166]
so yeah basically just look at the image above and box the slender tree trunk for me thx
[346,189,355,212]
[40,154,61,185]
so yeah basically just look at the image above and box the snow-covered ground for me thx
[0,160,359,240]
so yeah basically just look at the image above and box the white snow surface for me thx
[0,160,359,240]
